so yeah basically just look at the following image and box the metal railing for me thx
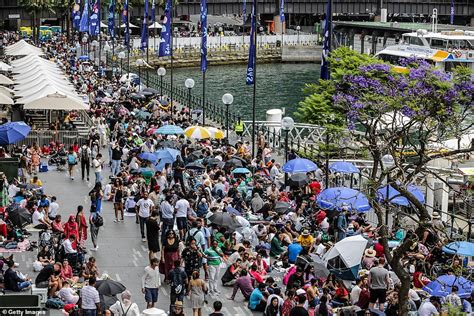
[16,130,83,147]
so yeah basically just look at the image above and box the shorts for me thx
[36,281,49,288]
[145,287,159,303]
[176,217,187,230]
[369,288,387,304]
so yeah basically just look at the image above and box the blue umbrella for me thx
[138,152,158,162]
[0,121,31,145]
[282,158,318,173]
[423,275,473,298]
[155,148,180,162]
[377,184,425,207]
[232,167,251,174]
[442,241,474,257]
[316,187,371,212]
[154,125,184,135]
[79,55,89,60]
[329,161,360,174]
[225,206,241,216]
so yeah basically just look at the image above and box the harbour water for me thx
[167,63,320,121]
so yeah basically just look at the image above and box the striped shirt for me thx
[80,285,100,310]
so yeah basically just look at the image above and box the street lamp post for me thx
[218,27,223,48]
[281,117,295,162]
[185,78,195,111]
[136,59,144,86]
[118,51,126,76]
[91,40,99,66]
[382,154,395,225]
[222,93,234,143]
[82,35,88,55]
[157,67,166,100]
[259,26,264,48]
[296,25,301,45]
[103,43,111,70]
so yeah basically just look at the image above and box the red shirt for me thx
[374,243,384,257]
[309,181,321,195]
[315,210,327,224]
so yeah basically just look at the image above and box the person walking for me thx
[136,192,154,242]
[142,258,162,309]
[336,208,348,241]
[368,257,390,312]
[112,178,125,222]
[175,193,191,240]
[168,260,188,310]
[92,153,104,184]
[80,277,101,316]
[204,239,224,295]
[188,270,207,316]
[146,211,160,261]
[110,143,122,176]
[162,230,180,282]
[89,204,101,251]
[234,117,244,140]
[78,143,91,181]
[160,195,175,244]
[67,146,78,180]
[76,206,88,245]
[108,290,140,316]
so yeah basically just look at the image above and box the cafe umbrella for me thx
[0,121,31,145]
[95,279,126,296]
[8,207,32,227]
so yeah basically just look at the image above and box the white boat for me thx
[376,29,474,71]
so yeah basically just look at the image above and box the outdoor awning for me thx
[0,93,14,105]
[0,74,14,85]
[149,22,163,29]
[0,62,12,72]
[120,23,139,28]
[23,92,89,110]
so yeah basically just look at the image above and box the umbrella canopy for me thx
[0,74,14,85]
[184,126,211,139]
[155,148,180,162]
[204,157,223,167]
[136,110,151,120]
[274,201,291,214]
[224,158,243,169]
[100,97,114,103]
[309,254,330,278]
[225,206,241,216]
[0,121,31,145]
[155,125,184,135]
[289,173,309,186]
[206,127,225,139]
[317,187,371,212]
[130,93,146,100]
[22,92,88,110]
[142,87,159,95]
[139,152,158,162]
[329,161,360,174]
[282,158,318,173]
[8,207,32,227]
[377,184,425,207]
[120,23,139,28]
[232,167,251,174]
[208,212,242,228]
[99,295,118,309]
[0,62,12,72]
[158,140,180,149]
[185,162,205,170]
[149,22,163,29]
[442,241,474,257]
[323,235,368,280]
[95,279,126,296]
[423,275,473,298]
[0,93,14,105]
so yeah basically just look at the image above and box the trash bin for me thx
[0,157,19,182]
[276,40,281,47]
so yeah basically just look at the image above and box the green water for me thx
[169,63,320,121]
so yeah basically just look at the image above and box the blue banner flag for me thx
[280,0,285,22]
[320,0,331,80]
[108,0,115,37]
[158,0,172,56]
[141,0,149,51]
[243,0,247,23]
[79,0,89,33]
[123,0,130,47]
[151,0,156,24]
[200,0,207,72]
[246,1,256,85]
[450,0,454,24]
[89,0,100,35]
[72,0,81,30]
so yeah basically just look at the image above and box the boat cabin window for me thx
[447,40,473,50]
[430,38,448,50]
[402,36,425,46]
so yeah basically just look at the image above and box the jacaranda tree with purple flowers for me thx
[299,48,473,315]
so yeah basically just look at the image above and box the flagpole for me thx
[201,0,207,126]
[251,0,257,159]
[170,19,174,117]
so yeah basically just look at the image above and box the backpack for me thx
[186,229,200,245]
[93,214,104,227]
[46,297,65,309]
[171,268,185,295]
[67,154,77,165]
[81,148,89,161]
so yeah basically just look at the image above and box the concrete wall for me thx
[281,45,322,62]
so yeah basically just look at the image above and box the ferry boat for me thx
[376,29,474,71]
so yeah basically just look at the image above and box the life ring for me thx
[453,50,463,58]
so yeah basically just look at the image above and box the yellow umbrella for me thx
[206,127,225,139]
[184,126,211,139]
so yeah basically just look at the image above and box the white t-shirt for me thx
[92,158,102,173]
[59,287,78,304]
[48,202,59,218]
[175,199,190,218]
[8,184,20,199]
[408,288,420,301]
[137,198,154,218]
[350,285,361,304]
[418,301,438,316]
[32,210,45,226]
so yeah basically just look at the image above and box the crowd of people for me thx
[0,32,473,316]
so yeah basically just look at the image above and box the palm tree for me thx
[19,0,52,43]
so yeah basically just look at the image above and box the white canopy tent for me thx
[23,92,89,110]
[16,83,77,99]
[120,23,139,28]
[14,74,73,90]
[6,46,44,56]
[0,74,14,85]
[0,62,12,72]
[0,93,14,105]
[149,22,163,29]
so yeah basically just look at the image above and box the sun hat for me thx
[302,229,310,236]
[432,212,441,219]
[296,289,306,295]
[364,248,376,258]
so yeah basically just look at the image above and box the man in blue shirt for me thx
[287,241,303,264]
[249,283,267,312]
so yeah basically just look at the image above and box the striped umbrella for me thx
[206,127,225,139]
[154,125,184,135]
[184,126,211,139]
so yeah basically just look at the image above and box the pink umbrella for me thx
[101,97,114,103]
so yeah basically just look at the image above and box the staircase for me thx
[27,110,49,130]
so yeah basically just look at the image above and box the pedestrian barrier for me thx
[15,130,83,147]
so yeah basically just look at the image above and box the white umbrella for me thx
[0,74,14,85]
[100,21,108,28]
[0,62,12,72]
[0,93,14,105]
[120,23,139,28]
[149,22,163,29]
[23,92,89,110]
[323,235,368,280]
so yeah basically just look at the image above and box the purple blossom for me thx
[409,68,427,80]
[401,105,416,117]
[359,64,391,73]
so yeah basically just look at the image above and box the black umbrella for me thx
[224,158,243,169]
[142,87,159,95]
[289,173,309,186]
[8,207,31,227]
[209,213,242,229]
[204,157,222,167]
[309,255,330,278]
[130,93,146,100]
[158,140,180,149]
[231,155,247,165]
[274,201,291,214]
[99,295,118,309]
[187,150,204,162]
[140,90,154,97]
[185,162,205,170]
[95,279,126,296]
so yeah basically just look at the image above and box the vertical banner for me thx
[151,0,156,24]
[141,0,149,51]
[245,1,256,85]
[108,0,115,37]
[158,0,172,56]
[243,0,247,22]
[280,0,285,22]
[89,0,100,35]
[200,0,207,72]
[72,0,81,30]
[450,0,454,24]
[123,0,130,47]
[320,0,331,80]
[79,0,90,33]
